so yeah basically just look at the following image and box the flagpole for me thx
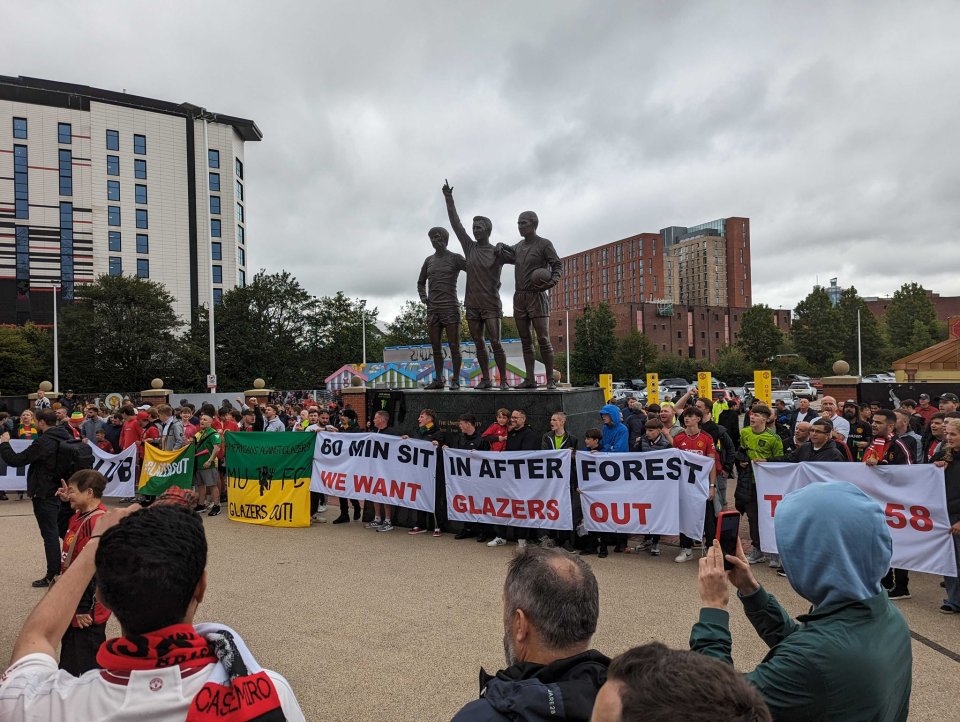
[53,284,60,393]
[857,308,863,377]
[565,309,571,384]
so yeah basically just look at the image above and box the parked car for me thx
[712,389,737,404]
[862,374,888,383]
[786,374,811,383]
[771,390,796,411]
[788,381,818,400]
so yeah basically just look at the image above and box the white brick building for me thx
[0,75,260,323]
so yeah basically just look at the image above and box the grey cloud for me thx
[10,0,960,319]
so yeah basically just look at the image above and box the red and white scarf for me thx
[97,623,286,721]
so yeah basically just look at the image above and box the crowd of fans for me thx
[0,385,957,720]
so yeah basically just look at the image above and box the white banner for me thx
[444,448,573,530]
[310,432,437,512]
[0,440,31,491]
[578,450,712,537]
[755,462,958,577]
[90,442,138,498]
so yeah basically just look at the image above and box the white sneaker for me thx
[517,539,528,548]
[768,554,781,569]
[746,548,768,565]
[317,505,327,513]
[310,513,327,524]
[674,549,694,563]
[487,537,506,547]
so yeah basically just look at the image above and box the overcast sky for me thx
[13,1,960,321]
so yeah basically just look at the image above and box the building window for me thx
[13,117,29,139]
[107,180,120,201]
[136,209,148,229]
[235,158,243,179]
[133,134,146,154]
[107,155,120,176]
[135,184,148,204]
[209,172,220,191]
[212,265,223,284]
[237,246,245,266]
[236,203,244,223]
[237,225,244,244]
[106,129,119,150]
[134,159,147,179]
[211,242,222,260]
[210,196,221,215]
[236,180,244,201]
[58,122,72,144]
[60,202,74,298]
[211,219,221,237]
[237,268,246,287]
[213,288,223,305]
[109,231,122,252]
[108,206,121,226]
[109,256,122,276]
[136,258,150,278]
[16,226,30,291]
[59,149,73,196]
[136,234,149,254]
[14,145,29,219]
[208,149,220,168]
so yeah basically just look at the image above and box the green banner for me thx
[139,444,196,496]
[225,432,314,527]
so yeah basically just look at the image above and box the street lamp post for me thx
[53,285,59,393]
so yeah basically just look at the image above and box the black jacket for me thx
[774,439,848,463]
[717,407,740,448]
[0,424,74,498]
[541,431,578,451]
[506,425,539,451]
[451,429,485,451]
[451,650,610,722]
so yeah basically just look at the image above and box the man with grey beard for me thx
[452,547,610,722]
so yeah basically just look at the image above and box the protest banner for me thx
[444,448,573,530]
[224,432,313,528]
[0,440,31,491]
[139,443,195,496]
[311,432,437,513]
[90,443,138,498]
[578,449,712,537]
[755,462,958,577]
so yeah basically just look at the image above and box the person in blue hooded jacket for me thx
[690,481,912,721]
[599,404,629,453]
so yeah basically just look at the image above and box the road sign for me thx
[207,374,217,389]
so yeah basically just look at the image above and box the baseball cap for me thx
[844,399,857,406]
[138,404,152,411]
[919,393,930,400]
[137,410,150,421]
[941,392,959,403]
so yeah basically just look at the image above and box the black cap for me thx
[941,393,959,403]
[919,393,930,400]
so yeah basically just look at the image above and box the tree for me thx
[385,301,428,346]
[0,325,49,394]
[713,346,753,386]
[736,304,783,365]
[790,286,841,371]
[883,282,943,359]
[570,303,617,384]
[309,292,383,379]
[58,275,180,391]
[212,270,318,389]
[656,354,702,382]
[835,287,888,372]
[611,330,658,379]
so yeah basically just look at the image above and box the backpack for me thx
[55,436,95,482]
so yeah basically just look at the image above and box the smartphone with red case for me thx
[715,511,742,570]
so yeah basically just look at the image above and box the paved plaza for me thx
[1,499,957,721]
